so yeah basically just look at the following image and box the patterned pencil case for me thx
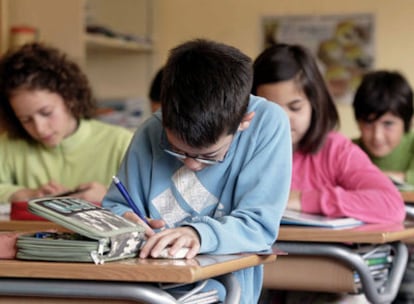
[16,197,145,264]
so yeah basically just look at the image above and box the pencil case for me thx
[16,232,109,262]
[10,201,47,221]
[16,197,146,264]
[10,199,101,221]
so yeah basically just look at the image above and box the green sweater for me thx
[353,132,414,186]
[0,119,133,202]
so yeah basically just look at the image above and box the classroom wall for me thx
[152,0,414,138]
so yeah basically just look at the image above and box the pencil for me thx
[112,176,149,225]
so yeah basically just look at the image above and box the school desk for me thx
[264,223,414,304]
[0,219,66,232]
[401,191,414,203]
[399,191,414,218]
[0,253,276,304]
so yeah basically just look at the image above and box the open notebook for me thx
[281,210,363,229]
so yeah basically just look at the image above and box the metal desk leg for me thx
[275,241,408,304]
[0,278,178,304]
[216,273,241,304]
[0,274,242,303]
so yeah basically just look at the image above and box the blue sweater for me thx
[103,95,292,303]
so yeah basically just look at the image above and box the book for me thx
[281,210,363,229]
[405,205,414,219]
[352,244,394,292]
[365,255,393,266]
[16,197,145,264]
[161,280,220,304]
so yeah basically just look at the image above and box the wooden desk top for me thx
[278,222,414,244]
[275,191,414,245]
[0,220,67,232]
[0,254,275,283]
[402,191,414,203]
[3,219,414,244]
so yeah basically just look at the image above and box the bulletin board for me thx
[262,13,375,104]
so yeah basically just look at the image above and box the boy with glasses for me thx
[102,38,292,304]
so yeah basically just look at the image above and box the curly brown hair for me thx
[0,42,96,140]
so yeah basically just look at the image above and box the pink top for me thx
[292,132,405,223]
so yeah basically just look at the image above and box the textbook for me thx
[161,280,220,304]
[16,197,145,264]
[281,210,363,229]
[353,244,394,291]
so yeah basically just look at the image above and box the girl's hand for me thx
[10,188,43,201]
[384,171,405,185]
[9,180,67,201]
[71,182,107,203]
[287,190,302,211]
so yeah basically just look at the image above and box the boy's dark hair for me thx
[149,67,163,103]
[161,39,252,148]
[353,70,413,132]
[0,42,96,140]
[252,43,339,154]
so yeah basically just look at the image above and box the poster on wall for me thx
[262,13,375,104]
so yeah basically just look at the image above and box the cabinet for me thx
[1,0,153,106]
[0,0,8,54]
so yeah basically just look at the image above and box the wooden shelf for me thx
[5,0,153,113]
[85,33,152,52]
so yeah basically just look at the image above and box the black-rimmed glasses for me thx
[161,145,225,165]
[159,136,226,165]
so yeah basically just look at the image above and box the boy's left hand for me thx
[139,226,200,259]
[123,212,165,237]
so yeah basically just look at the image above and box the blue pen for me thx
[112,176,149,225]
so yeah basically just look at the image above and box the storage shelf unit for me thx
[2,0,153,104]
[85,33,152,52]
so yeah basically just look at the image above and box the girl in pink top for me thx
[252,43,405,224]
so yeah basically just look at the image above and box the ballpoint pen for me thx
[112,176,149,225]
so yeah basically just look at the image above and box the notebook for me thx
[281,209,363,229]
[16,197,145,264]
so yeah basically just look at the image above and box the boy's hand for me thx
[123,212,165,237]
[139,226,200,259]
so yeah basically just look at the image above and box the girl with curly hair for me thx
[0,43,132,203]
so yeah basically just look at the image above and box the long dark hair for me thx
[252,43,339,153]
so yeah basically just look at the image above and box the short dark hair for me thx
[252,43,339,154]
[161,39,252,148]
[149,67,163,103]
[353,70,413,132]
[0,42,96,140]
